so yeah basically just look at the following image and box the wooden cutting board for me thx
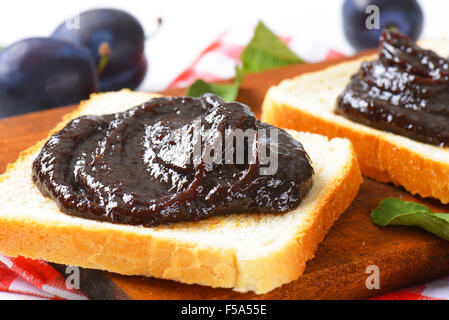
[2,51,449,300]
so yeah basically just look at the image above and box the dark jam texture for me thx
[336,30,449,147]
[32,94,314,227]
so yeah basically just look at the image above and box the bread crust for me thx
[0,91,362,294]
[262,80,449,203]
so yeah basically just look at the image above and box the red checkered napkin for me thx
[373,277,449,300]
[0,25,447,300]
[169,26,345,89]
[0,254,86,300]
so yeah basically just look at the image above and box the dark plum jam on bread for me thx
[336,30,449,147]
[32,94,314,227]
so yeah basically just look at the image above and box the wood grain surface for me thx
[2,50,449,300]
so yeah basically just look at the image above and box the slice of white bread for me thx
[262,39,449,204]
[0,90,361,294]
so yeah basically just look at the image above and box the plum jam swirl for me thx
[336,30,449,147]
[32,94,314,227]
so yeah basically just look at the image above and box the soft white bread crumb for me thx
[262,39,449,203]
[0,91,361,294]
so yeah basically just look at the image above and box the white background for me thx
[0,0,448,92]
[0,0,448,299]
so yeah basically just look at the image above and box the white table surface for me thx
[0,0,447,93]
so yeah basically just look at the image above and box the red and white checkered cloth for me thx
[0,25,448,300]
[373,278,449,300]
[169,28,345,89]
[0,254,86,299]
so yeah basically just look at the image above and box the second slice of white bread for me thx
[262,39,449,204]
[0,90,361,294]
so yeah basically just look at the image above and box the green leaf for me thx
[241,21,303,73]
[371,198,449,241]
[187,66,244,102]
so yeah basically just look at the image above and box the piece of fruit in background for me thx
[343,0,423,50]
[52,8,147,92]
[0,37,97,118]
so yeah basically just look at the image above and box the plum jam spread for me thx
[336,30,449,147]
[32,94,314,227]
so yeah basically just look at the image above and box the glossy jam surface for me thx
[32,94,314,227]
[336,30,449,147]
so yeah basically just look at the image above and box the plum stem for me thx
[146,17,163,40]
[97,42,110,76]
[386,25,399,33]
